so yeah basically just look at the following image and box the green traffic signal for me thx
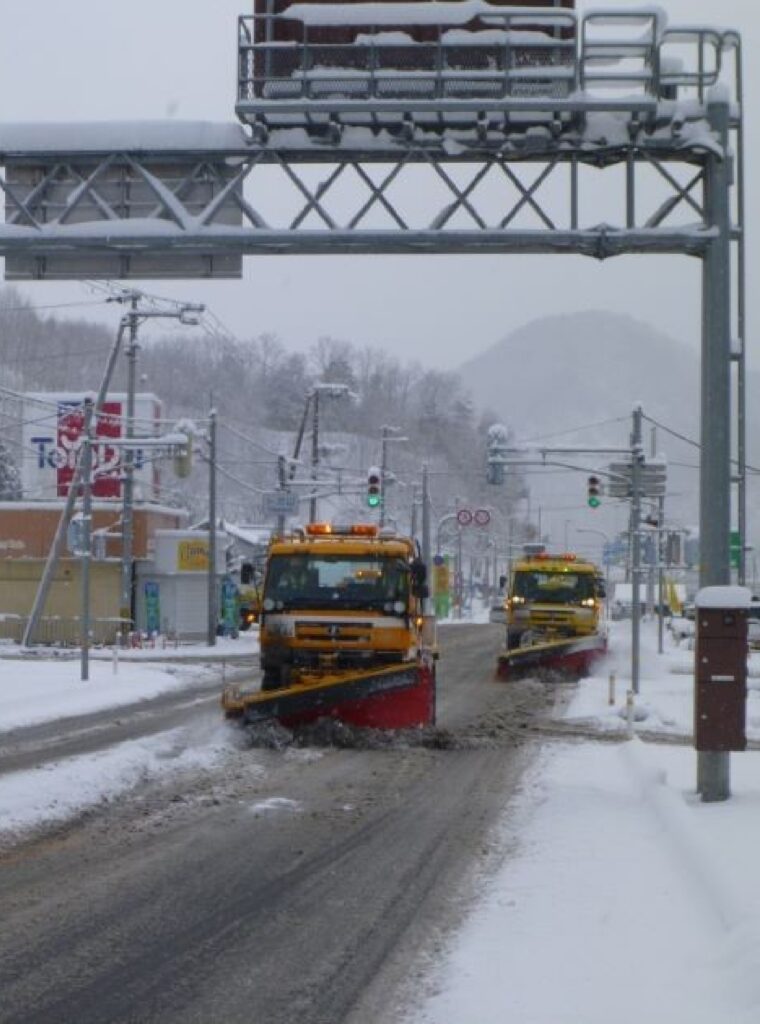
[587,475,601,509]
[367,466,381,507]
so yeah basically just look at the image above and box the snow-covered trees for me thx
[0,441,21,500]
[0,285,528,524]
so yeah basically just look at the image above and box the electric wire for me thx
[642,411,760,475]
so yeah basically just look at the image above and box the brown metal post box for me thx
[694,591,749,752]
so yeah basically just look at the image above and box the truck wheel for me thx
[506,629,522,651]
[261,671,282,692]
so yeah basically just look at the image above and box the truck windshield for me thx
[264,555,409,611]
[513,571,595,605]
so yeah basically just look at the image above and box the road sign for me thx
[473,508,491,527]
[456,508,473,527]
[433,562,450,595]
[263,490,298,516]
[607,458,667,498]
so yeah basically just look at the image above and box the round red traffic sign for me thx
[474,508,491,527]
[456,508,473,527]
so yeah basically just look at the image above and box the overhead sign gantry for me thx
[0,3,747,798]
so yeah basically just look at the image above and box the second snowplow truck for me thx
[506,551,604,648]
[498,550,607,680]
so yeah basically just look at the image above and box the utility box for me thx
[694,586,750,752]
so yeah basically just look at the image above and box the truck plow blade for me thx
[223,663,435,731]
[497,633,607,682]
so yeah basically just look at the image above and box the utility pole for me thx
[22,295,204,650]
[379,425,407,528]
[207,408,218,647]
[631,404,643,696]
[652,425,666,656]
[421,464,431,616]
[23,316,129,647]
[310,388,320,524]
[120,292,139,644]
[410,485,419,540]
[276,455,288,537]
[80,398,94,682]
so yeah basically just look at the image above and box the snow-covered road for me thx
[2,619,760,1023]
[403,620,760,1024]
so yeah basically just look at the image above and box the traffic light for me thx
[173,433,193,478]
[587,475,601,509]
[367,465,382,507]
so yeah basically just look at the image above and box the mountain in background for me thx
[458,310,760,567]
[459,310,701,440]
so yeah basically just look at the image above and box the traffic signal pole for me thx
[379,426,389,527]
[630,404,643,696]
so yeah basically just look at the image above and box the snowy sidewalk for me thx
[407,619,760,1024]
[0,631,260,733]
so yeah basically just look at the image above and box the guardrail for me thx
[237,7,741,113]
[0,615,123,647]
[238,8,578,105]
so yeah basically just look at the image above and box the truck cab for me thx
[506,552,604,649]
[259,523,427,689]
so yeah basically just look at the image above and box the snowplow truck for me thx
[506,551,605,648]
[496,551,607,680]
[221,523,436,731]
[258,523,427,689]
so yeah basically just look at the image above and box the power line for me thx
[220,420,290,460]
[2,346,113,366]
[642,411,760,475]
[0,298,110,315]
[520,415,629,445]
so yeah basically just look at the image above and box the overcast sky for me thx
[0,0,756,370]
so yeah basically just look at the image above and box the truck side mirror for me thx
[241,562,254,585]
[499,575,507,590]
[410,559,427,597]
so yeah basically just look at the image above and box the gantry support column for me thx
[698,95,733,802]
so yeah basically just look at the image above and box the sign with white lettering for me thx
[21,392,162,501]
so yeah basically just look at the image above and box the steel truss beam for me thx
[0,139,714,262]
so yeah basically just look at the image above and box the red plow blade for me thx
[497,633,607,682]
[226,663,436,731]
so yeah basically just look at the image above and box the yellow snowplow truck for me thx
[258,523,426,689]
[222,523,436,730]
[506,551,605,647]
[497,551,607,680]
